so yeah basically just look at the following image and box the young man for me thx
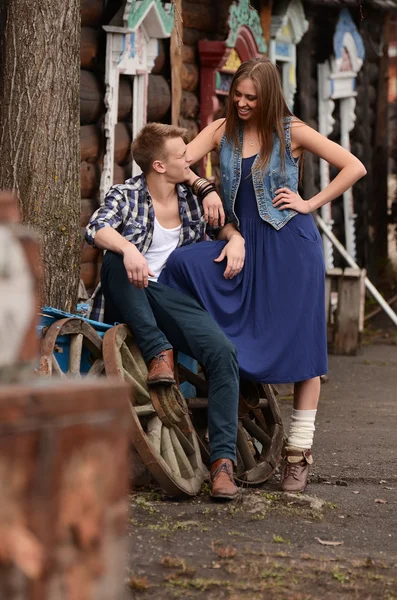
[85,123,245,500]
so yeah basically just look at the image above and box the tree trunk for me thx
[0,1,80,312]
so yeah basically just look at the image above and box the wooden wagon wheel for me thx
[181,368,284,485]
[102,324,204,498]
[39,318,105,377]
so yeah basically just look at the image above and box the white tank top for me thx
[145,217,181,281]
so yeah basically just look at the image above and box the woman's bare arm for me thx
[291,122,366,211]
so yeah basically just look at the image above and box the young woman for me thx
[159,58,366,492]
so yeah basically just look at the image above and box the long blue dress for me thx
[159,154,328,383]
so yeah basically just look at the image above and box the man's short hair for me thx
[131,123,188,174]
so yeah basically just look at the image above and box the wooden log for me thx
[80,27,100,69]
[182,1,216,32]
[147,75,171,122]
[81,0,104,27]
[124,162,132,181]
[152,39,166,74]
[183,27,207,47]
[80,70,104,125]
[179,118,199,143]
[81,198,99,227]
[80,124,103,163]
[81,241,101,264]
[0,378,131,598]
[181,91,199,119]
[181,63,199,92]
[0,193,41,383]
[113,163,126,185]
[182,44,196,65]
[333,268,363,355]
[80,161,100,198]
[80,261,98,291]
[114,122,132,165]
[118,76,133,121]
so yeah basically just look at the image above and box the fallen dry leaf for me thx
[160,555,186,570]
[315,537,344,546]
[211,539,238,558]
[212,561,221,569]
[216,546,238,558]
[128,576,151,590]
[374,499,388,504]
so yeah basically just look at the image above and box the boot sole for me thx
[210,492,238,501]
[147,378,176,386]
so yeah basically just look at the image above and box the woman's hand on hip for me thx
[272,188,312,214]
[214,235,245,279]
[202,191,225,228]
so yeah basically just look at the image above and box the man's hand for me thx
[122,245,155,288]
[203,191,225,228]
[214,234,245,279]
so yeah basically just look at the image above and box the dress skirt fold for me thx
[160,155,328,383]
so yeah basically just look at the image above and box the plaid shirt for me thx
[85,174,207,322]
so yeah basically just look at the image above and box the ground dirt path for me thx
[126,342,397,599]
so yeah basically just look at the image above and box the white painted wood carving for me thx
[317,8,365,267]
[101,1,173,201]
[270,0,308,110]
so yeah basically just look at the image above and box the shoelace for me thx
[211,462,234,482]
[284,460,304,480]
[153,353,169,367]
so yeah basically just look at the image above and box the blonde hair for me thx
[131,123,188,174]
[225,58,293,172]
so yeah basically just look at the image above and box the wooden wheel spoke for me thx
[242,416,272,449]
[121,343,148,384]
[236,423,257,471]
[68,333,83,375]
[135,405,157,418]
[170,428,195,479]
[172,425,196,457]
[161,426,181,478]
[51,355,66,379]
[123,368,151,403]
[88,358,105,376]
[146,415,162,454]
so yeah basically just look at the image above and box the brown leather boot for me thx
[210,458,238,500]
[281,447,313,493]
[147,349,175,385]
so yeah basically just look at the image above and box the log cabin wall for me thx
[80,0,172,299]
[179,0,231,145]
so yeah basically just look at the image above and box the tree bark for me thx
[0,1,80,312]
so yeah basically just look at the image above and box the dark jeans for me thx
[101,251,239,464]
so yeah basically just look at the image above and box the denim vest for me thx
[219,117,298,230]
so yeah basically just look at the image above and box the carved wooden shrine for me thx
[198,0,267,177]
[318,8,365,268]
[269,0,308,110]
[100,0,174,199]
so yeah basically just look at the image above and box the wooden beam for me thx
[170,0,183,126]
